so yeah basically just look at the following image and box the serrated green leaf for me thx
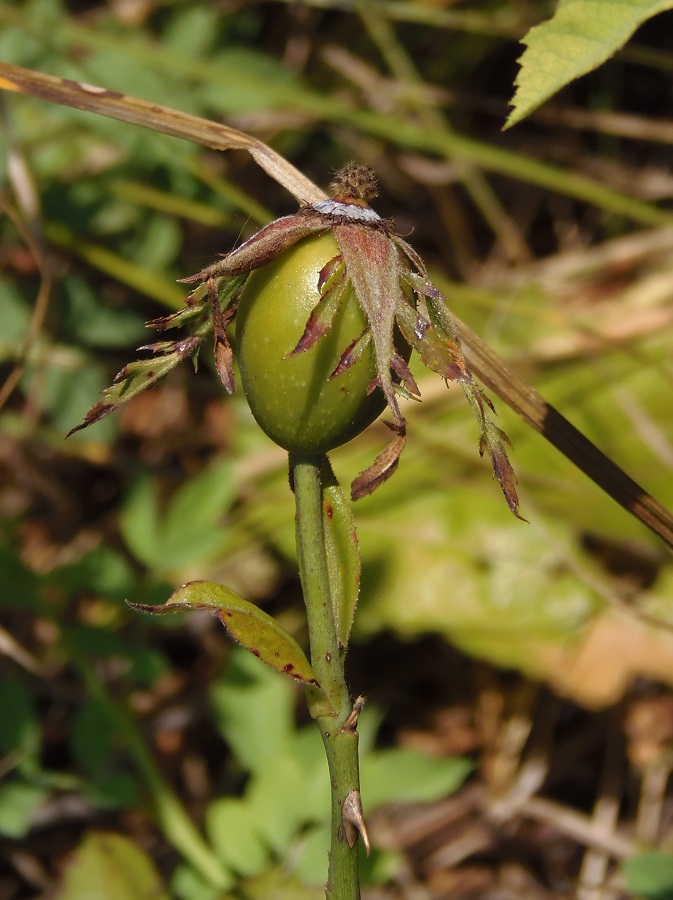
[623,851,673,898]
[507,0,673,128]
[60,831,170,900]
[130,581,321,688]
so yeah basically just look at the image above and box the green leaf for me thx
[129,581,320,688]
[206,797,269,877]
[247,754,326,856]
[321,459,360,647]
[361,747,472,809]
[507,0,673,128]
[161,458,235,565]
[71,699,117,777]
[622,852,673,899]
[60,832,169,900]
[210,648,296,773]
[0,781,47,838]
[118,474,163,569]
[62,275,146,349]
[0,677,40,758]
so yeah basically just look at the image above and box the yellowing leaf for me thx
[507,0,673,128]
[129,581,320,688]
[60,832,169,900]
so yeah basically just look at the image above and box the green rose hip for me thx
[236,233,385,455]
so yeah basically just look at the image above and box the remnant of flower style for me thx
[71,163,520,517]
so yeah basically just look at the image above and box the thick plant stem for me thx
[291,454,366,900]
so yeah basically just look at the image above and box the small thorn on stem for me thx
[342,790,370,854]
[342,695,365,732]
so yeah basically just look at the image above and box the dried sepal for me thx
[462,381,524,519]
[390,353,420,399]
[333,223,406,428]
[350,422,406,500]
[329,329,372,379]
[210,281,238,393]
[69,270,246,435]
[67,336,200,436]
[288,258,350,357]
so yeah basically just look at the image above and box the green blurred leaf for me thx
[32,359,118,443]
[291,823,331,887]
[247,755,323,857]
[60,831,169,900]
[361,747,472,809]
[118,474,163,569]
[206,797,269,877]
[0,277,31,355]
[0,781,47,838]
[170,864,223,900]
[163,6,221,58]
[71,699,117,777]
[53,547,136,599]
[85,773,139,811]
[622,851,673,899]
[161,458,235,564]
[210,649,296,773]
[125,646,170,685]
[131,581,319,688]
[507,0,673,128]
[232,864,324,900]
[0,543,41,609]
[0,677,40,758]
[61,275,147,349]
[120,461,236,573]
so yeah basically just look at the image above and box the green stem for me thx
[291,454,365,900]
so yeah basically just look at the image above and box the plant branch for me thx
[291,454,368,900]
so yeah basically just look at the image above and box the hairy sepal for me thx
[288,260,350,357]
[68,274,245,435]
[181,213,331,284]
[334,224,406,427]
[351,422,406,500]
[423,294,522,518]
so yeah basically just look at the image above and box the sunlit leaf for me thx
[361,747,472,808]
[129,581,320,688]
[507,0,673,128]
[60,832,169,900]
[206,798,269,878]
[0,782,47,839]
[622,851,673,898]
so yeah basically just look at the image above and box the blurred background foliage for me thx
[2,1,673,897]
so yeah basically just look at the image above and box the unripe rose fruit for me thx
[237,233,385,455]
